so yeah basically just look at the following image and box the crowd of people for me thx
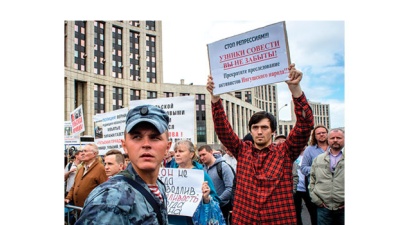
[64,63,345,225]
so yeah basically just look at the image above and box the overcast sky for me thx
[162,20,344,128]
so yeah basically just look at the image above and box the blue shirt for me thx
[294,155,306,192]
[329,150,343,173]
[300,144,328,177]
[75,163,168,225]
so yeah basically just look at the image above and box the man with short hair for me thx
[198,144,235,223]
[309,128,345,225]
[65,144,108,207]
[274,134,287,144]
[207,63,314,224]
[104,149,125,178]
[76,105,171,225]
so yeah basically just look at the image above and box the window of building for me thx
[245,91,252,104]
[145,21,156,31]
[129,21,140,27]
[197,125,206,143]
[196,94,206,121]
[112,26,123,79]
[94,21,105,75]
[231,102,235,131]
[129,31,140,81]
[266,85,272,101]
[113,87,123,110]
[74,21,86,71]
[94,84,105,114]
[147,91,157,99]
[146,35,156,83]
[164,92,174,98]
[235,92,242,99]
[64,21,68,67]
[130,89,140,100]
[272,85,276,101]
[74,81,86,109]
[180,93,190,96]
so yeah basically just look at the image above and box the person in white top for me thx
[64,150,83,197]
[221,145,237,172]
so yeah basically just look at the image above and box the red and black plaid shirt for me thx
[212,92,314,225]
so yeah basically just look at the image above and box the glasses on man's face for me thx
[316,132,327,136]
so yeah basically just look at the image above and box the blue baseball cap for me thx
[125,105,169,134]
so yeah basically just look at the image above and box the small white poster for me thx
[70,105,85,134]
[158,168,204,216]
[93,107,128,155]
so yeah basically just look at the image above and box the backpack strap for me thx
[216,161,223,180]
[216,161,236,180]
[116,175,163,225]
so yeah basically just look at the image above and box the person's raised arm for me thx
[286,63,303,98]
[207,75,220,103]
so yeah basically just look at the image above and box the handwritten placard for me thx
[158,168,204,216]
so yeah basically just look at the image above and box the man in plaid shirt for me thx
[206,63,314,224]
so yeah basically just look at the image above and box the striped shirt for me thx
[148,184,163,202]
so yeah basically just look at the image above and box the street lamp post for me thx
[277,104,288,135]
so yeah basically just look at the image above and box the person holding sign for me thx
[207,63,314,224]
[76,105,171,225]
[169,140,225,225]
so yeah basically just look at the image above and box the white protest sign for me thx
[207,21,290,95]
[64,121,80,145]
[92,107,128,155]
[70,105,85,134]
[129,95,195,150]
[158,168,203,216]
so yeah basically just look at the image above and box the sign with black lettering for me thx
[64,121,80,145]
[207,21,291,95]
[158,168,203,216]
[130,96,195,151]
[93,107,128,155]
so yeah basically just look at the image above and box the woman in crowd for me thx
[168,140,225,225]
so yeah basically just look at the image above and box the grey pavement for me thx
[300,199,312,225]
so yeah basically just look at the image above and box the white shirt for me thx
[222,154,237,172]
[64,162,78,192]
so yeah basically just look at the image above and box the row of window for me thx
[71,20,157,83]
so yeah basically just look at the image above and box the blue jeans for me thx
[317,207,344,225]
